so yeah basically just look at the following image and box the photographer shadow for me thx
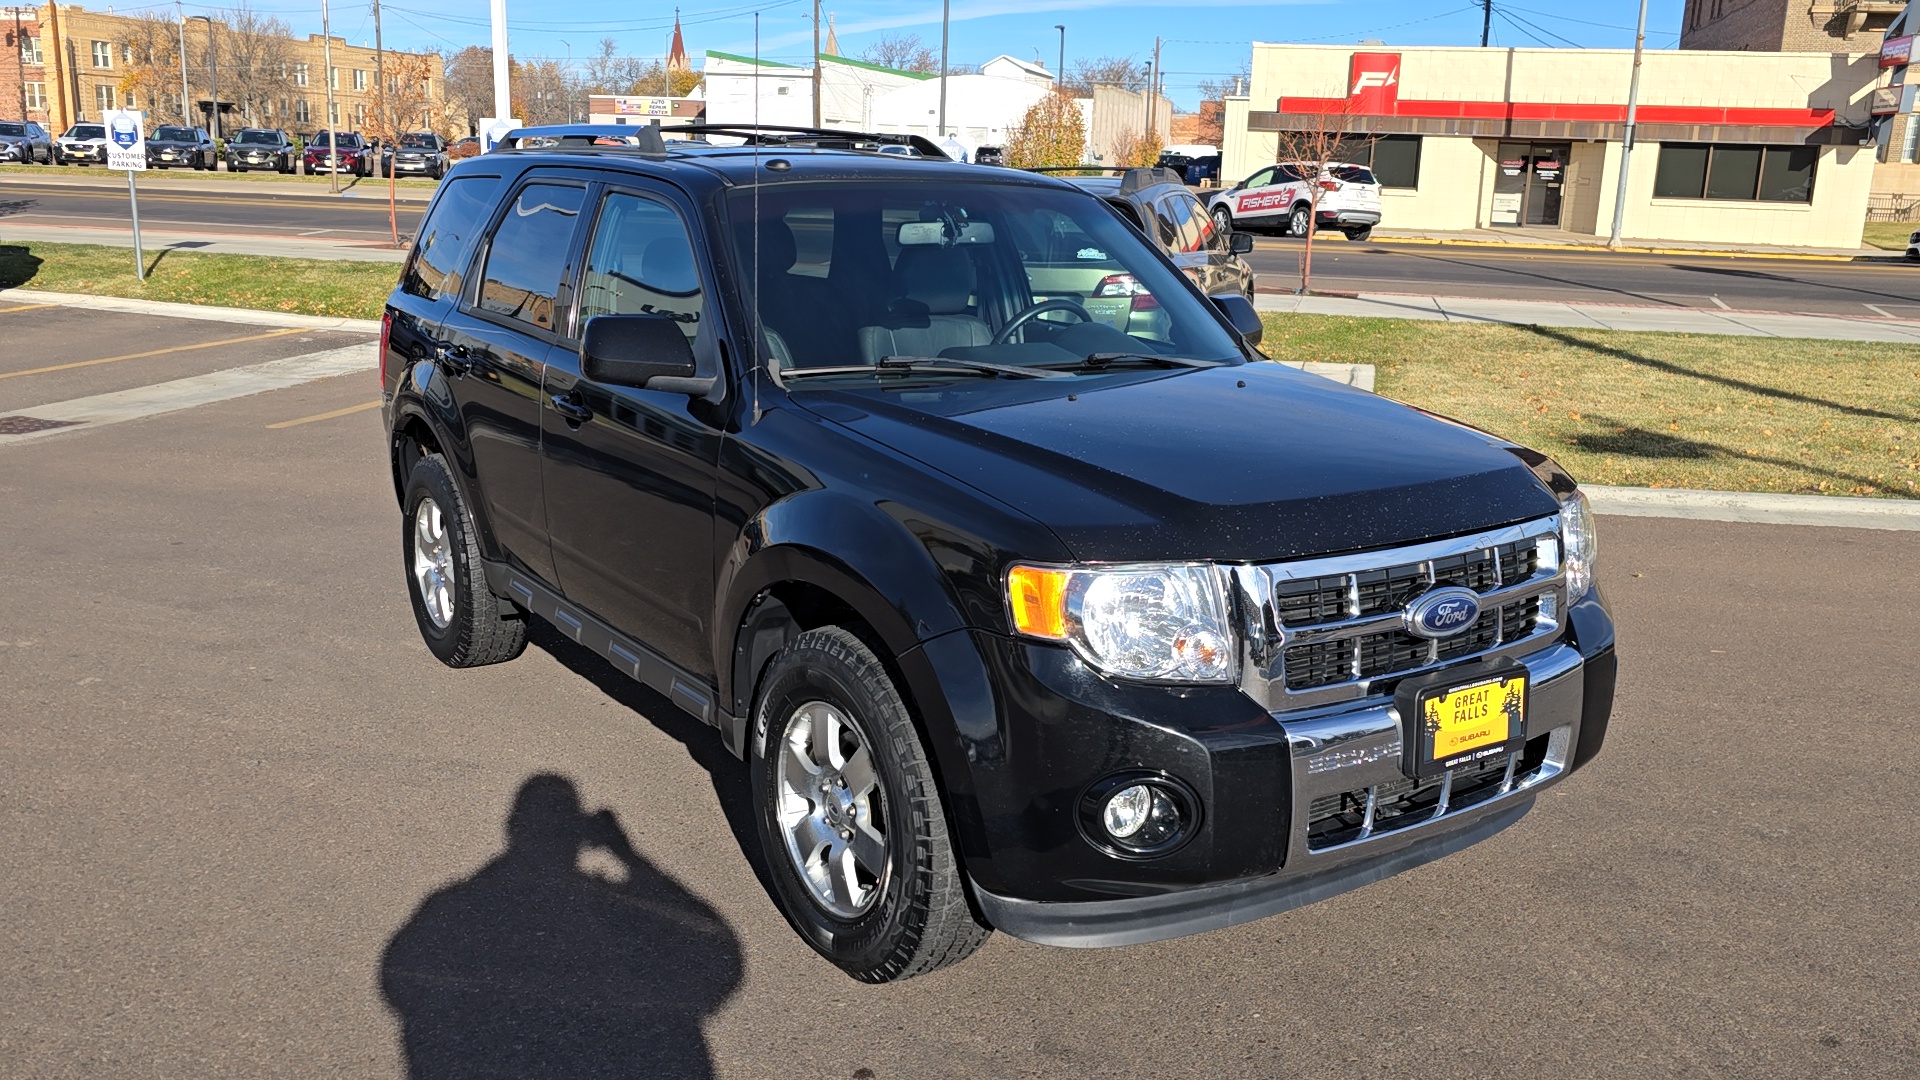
[381,774,741,1079]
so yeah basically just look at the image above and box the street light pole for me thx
[1607,0,1650,249]
[202,15,219,140]
[12,7,27,121]
[322,0,338,193]
[1055,25,1065,88]
[937,0,949,137]
[174,1,189,124]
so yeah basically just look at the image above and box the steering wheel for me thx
[993,298,1094,345]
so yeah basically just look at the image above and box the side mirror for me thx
[1210,294,1263,347]
[1232,179,1247,192]
[580,314,710,394]
[1229,231,1255,255]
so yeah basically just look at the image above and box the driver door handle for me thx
[432,340,471,374]
[550,392,593,425]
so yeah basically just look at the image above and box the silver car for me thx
[0,120,53,164]
[54,123,110,166]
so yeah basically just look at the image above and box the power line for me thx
[1499,8,1585,49]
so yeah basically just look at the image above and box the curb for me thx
[1353,235,1881,263]
[1584,485,1920,531]
[0,287,382,333]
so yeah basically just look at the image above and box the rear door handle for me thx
[432,341,471,374]
[550,392,593,425]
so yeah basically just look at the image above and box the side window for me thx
[1181,194,1224,251]
[1243,167,1274,188]
[477,182,586,332]
[402,175,503,302]
[1153,201,1180,250]
[578,191,704,340]
[1163,194,1206,253]
[1274,163,1304,183]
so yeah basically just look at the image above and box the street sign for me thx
[478,116,524,153]
[103,109,147,171]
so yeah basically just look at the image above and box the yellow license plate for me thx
[1419,674,1526,771]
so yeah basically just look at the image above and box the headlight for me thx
[1560,490,1597,601]
[1007,563,1236,683]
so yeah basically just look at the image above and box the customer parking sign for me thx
[103,109,146,171]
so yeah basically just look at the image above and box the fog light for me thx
[1087,776,1197,857]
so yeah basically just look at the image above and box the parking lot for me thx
[1,303,1916,1078]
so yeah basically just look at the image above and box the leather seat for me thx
[735,217,838,367]
[857,247,992,363]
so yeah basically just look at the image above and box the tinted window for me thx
[404,175,505,302]
[1758,146,1817,202]
[1705,146,1760,200]
[477,182,584,331]
[1177,193,1223,251]
[0,123,25,136]
[1370,136,1421,188]
[236,130,278,144]
[1329,164,1376,185]
[68,125,104,139]
[401,133,437,148]
[1654,144,1813,203]
[1162,194,1206,253]
[579,192,704,339]
[1153,202,1180,249]
[154,126,196,141]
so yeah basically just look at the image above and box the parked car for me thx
[1050,166,1255,326]
[53,123,109,166]
[448,136,480,160]
[974,145,1004,166]
[226,127,298,173]
[1209,161,1383,241]
[304,131,372,175]
[382,131,450,179]
[144,125,217,170]
[0,120,53,164]
[380,122,1615,984]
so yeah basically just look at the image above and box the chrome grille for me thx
[1230,517,1565,710]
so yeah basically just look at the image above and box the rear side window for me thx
[403,175,503,303]
[477,182,585,332]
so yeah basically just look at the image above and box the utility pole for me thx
[322,0,338,192]
[811,0,821,127]
[373,0,384,141]
[1608,0,1649,248]
[174,1,189,124]
[12,7,27,121]
[1482,0,1493,47]
[937,0,949,137]
[1149,36,1161,145]
[1055,24,1064,88]
[203,17,220,140]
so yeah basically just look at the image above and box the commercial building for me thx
[1224,44,1882,249]
[1869,4,1920,193]
[21,3,442,137]
[1680,0,1902,51]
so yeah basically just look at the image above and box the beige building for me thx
[1680,0,1902,51]
[1225,44,1883,249]
[31,3,442,138]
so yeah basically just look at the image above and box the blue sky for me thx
[155,0,1687,108]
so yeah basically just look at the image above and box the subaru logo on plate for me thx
[1403,587,1482,640]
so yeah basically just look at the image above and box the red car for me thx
[303,131,371,176]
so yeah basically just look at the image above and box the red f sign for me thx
[1348,52,1401,113]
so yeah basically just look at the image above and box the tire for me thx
[1211,205,1233,235]
[1289,204,1312,238]
[1344,226,1373,242]
[752,626,989,983]
[401,454,528,668]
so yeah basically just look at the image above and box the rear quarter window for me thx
[1330,165,1377,185]
[402,175,505,303]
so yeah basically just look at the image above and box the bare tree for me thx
[211,3,294,128]
[1064,55,1146,96]
[514,58,577,126]
[366,50,437,246]
[1270,100,1372,294]
[118,14,191,124]
[581,37,646,96]
[859,33,937,74]
[1109,127,1162,169]
[443,45,495,133]
[1194,60,1251,105]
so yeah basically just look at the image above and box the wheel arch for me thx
[387,386,506,568]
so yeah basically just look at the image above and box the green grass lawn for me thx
[1263,313,1920,499]
[1860,223,1915,252]
[0,240,395,320]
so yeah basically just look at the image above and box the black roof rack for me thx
[491,123,952,161]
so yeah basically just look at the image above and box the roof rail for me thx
[490,122,952,160]
[1022,165,1188,192]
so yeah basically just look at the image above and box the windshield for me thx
[400,133,436,148]
[236,130,278,144]
[0,123,24,137]
[314,132,361,148]
[727,180,1244,376]
[1329,164,1376,185]
[67,125,105,140]
[153,126,196,141]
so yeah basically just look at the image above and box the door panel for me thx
[541,187,725,677]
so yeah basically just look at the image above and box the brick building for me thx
[1680,0,1903,52]
[24,4,443,137]
[3,6,48,126]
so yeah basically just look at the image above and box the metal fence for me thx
[1866,193,1920,222]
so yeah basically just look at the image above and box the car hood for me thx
[792,361,1561,564]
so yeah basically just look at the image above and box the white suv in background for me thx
[1208,162,1383,241]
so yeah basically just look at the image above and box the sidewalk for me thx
[1363,226,1900,262]
[1256,290,1920,344]
[0,168,437,203]
[0,223,407,262]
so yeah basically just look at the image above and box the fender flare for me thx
[386,361,507,569]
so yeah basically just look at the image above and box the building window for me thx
[20,35,42,65]
[25,82,45,110]
[96,84,115,112]
[1334,135,1422,189]
[122,43,132,64]
[1905,117,1920,164]
[293,62,309,87]
[329,101,339,124]
[353,69,366,91]
[1654,143,1817,203]
[295,99,311,123]
[92,40,111,68]
[124,90,137,108]
[330,67,339,89]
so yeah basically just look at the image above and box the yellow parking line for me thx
[0,328,307,380]
[265,399,381,429]
[0,303,56,314]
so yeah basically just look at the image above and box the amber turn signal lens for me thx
[1007,565,1069,640]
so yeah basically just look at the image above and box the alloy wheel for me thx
[411,496,456,629]
[774,700,889,919]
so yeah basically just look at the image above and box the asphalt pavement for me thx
[1,306,1915,1078]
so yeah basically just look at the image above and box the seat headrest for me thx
[894,247,975,315]
[735,218,798,276]
[639,237,700,296]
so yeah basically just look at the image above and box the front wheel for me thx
[752,626,989,983]
[1211,205,1233,235]
[401,453,528,668]
[1289,205,1312,238]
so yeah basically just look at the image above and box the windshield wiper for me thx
[1063,352,1224,371]
[783,356,1065,380]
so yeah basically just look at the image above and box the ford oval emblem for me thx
[1403,587,1482,640]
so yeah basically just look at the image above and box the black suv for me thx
[1047,166,1255,303]
[227,127,297,173]
[379,124,1616,983]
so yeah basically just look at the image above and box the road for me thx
[2,302,1915,1078]
[0,178,423,248]
[1247,236,1920,318]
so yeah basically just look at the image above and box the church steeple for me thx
[823,12,840,57]
[667,8,689,72]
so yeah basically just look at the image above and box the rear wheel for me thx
[401,453,528,668]
[752,626,989,983]
[1289,204,1312,238]
[1343,225,1373,242]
